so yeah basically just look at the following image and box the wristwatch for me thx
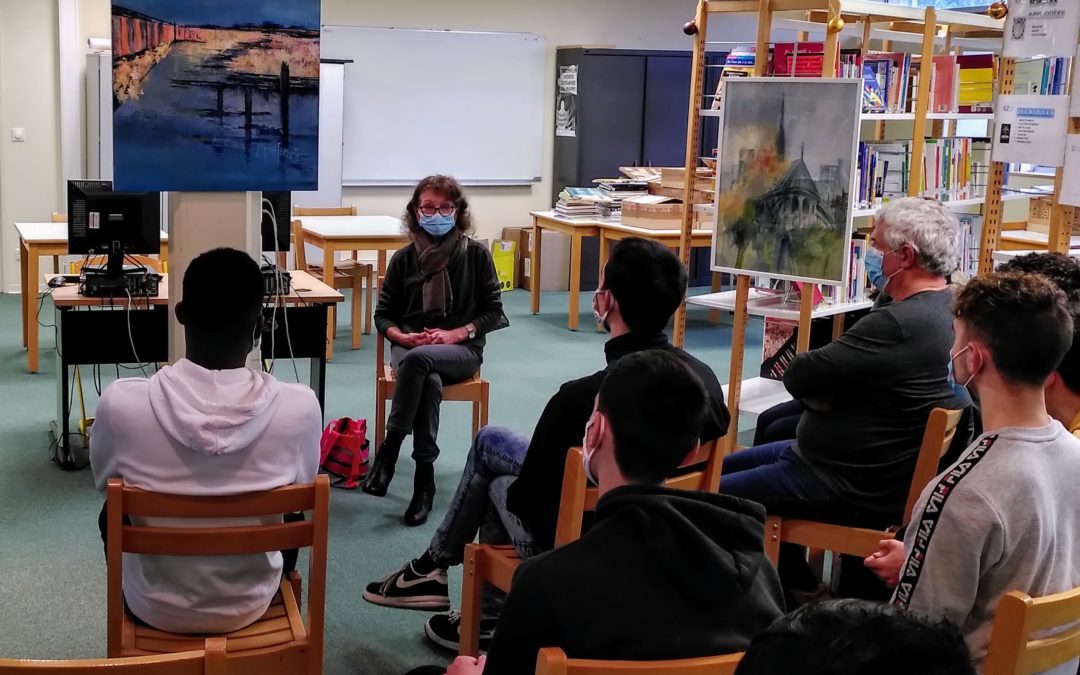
[465,323,477,340]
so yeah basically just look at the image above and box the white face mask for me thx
[950,344,977,388]
[582,415,600,485]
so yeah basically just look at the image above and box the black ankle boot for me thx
[404,463,436,527]
[362,440,401,497]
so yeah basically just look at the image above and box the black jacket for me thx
[373,237,509,352]
[506,332,730,551]
[483,485,786,674]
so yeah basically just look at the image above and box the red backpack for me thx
[319,417,370,489]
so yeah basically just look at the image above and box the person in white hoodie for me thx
[91,247,322,634]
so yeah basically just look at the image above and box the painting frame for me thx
[111,0,321,193]
[710,77,862,287]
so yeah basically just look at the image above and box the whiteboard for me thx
[322,26,546,186]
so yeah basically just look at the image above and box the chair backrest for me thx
[292,206,356,217]
[984,588,1080,675]
[0,639,225,674]
[535,648,742,675]
[902,407,965,525]
[291,219,309,271]
[105,476,330,664]
[554,441,722,547]
[70,255,163,275]
[51,212,67,223]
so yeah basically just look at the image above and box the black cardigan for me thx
[373,237,509,352]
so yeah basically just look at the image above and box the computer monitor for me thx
[261,191,292,252]
[67,180,160,277]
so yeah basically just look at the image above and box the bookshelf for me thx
[675,0,1005,452]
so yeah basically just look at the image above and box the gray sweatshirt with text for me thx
[893,421,1080,674]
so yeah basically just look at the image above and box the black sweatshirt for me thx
[784,288,968,521]
[506,332,730,551]
[373,238,508,353]
[483,485,786,674]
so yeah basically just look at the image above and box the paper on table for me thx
[991,94,1069,166]
[1060,135,1080,206]
[1004,0,1080,58]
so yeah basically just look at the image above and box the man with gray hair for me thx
[721,198,969,594]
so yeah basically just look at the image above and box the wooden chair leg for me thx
[365,267,374,335]
[351,273,362,350]
[460,544,483,657]
[480,382,490,427]
[764,516,781,567]
[287,569,302,600]
[375,381,386,452]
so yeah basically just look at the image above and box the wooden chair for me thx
[291,218,369,351]
[0,639,225,674]
[373,331,490,452]
[984,587,1080,675]
[106,475,330,674]
[70,255,164,275]
[535,648,743,675]
[459,441,723,656]
[50,213,66,273]
[763,407,965,568]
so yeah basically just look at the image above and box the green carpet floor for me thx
[0,288,761,674]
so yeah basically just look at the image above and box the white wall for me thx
[2,0,757,291]
[0,0,63,293]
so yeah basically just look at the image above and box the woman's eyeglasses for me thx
[418,204,457,217]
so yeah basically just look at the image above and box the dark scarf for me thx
[412,227,465,317]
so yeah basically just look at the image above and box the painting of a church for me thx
[712,79,861,285]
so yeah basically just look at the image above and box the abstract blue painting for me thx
[111,0,320,191]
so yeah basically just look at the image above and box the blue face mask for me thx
[418,213,456,237]
[865,247,887,291]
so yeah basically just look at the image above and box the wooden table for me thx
[297,215,409,354]
[597,221,715,274]
[16,222,168,374]
[47,270,342,468]
[529,211,606,331]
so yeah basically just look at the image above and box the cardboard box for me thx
[521,229,570,291]
[659,167,716,193]
[621,198,712,231]
[491,240,517,291]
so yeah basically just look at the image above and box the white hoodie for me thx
[90,359,321,634]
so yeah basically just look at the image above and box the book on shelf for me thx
[1014,57,1070,95]
[863,52,911,114]
[956,54,995,113]
[856,141,910,208]
[931,55,958,113]
[920,137,992,202]
[863,64,887,113]
[773,41,825,77]
[839,48,862,79]
[955,214,984,281]
[848,238,869,302]
[710,46,756,110]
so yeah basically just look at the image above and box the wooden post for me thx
[908,7,937,197]
[754,0,772,76]
[978,57,1015,274]
[674,0,710,348]
[724,275,751,455]
[280,62,291,147]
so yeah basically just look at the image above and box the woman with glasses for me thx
[365,175,509,526]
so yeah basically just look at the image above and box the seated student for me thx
[721,197,968,528]
[90,248,322,634]
[363,238,730,652]
[998,252,1080,435]
[734,599,975,675]
[429,351,784,675]
[865,272,1080,672]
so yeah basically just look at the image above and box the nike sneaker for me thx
[362,560,450,610]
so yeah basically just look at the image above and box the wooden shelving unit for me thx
[674,0,1005,450]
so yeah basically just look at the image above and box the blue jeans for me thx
[720,441,841,516]
[427,426,534,568]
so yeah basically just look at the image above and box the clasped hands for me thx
[388,326,469,348]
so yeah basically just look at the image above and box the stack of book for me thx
[555,187,611,218]
[596,180,650,217]
[856,140,911,209]
[921,137,992,201]
[1015,57,1071,95]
